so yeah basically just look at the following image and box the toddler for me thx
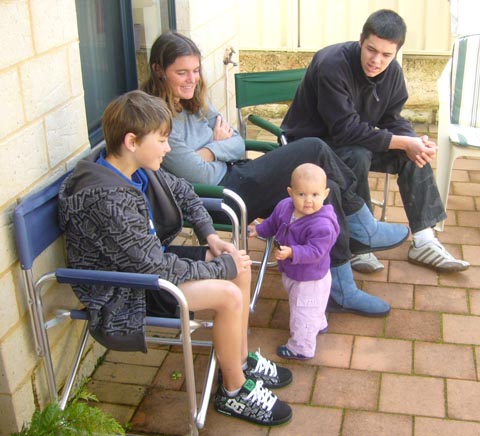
[249,163,339,360]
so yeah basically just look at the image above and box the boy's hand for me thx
[231,249,252,272]
[206,233,236,257]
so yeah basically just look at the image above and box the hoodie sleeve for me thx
[159,168,216,244]
[61,186,237,286]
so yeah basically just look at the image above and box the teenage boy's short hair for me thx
[102,90,172,156]
[361,9,407,50]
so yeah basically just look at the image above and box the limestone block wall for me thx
[0,0,241,433]
[175,0,240,124]
[0,1,100,433]
[239,50,450,125]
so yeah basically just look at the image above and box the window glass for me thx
[132,0,175,86]
[75,0,174,145]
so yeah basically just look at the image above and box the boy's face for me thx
[360,34,398,78]
[287,177,329,218]
[134,129,171,171]
[164,55,201,101]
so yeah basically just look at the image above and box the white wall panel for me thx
[239,0,454,54]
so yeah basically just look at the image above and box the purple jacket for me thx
[256,198,339,281]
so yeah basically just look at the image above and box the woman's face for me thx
[163,55,201,100]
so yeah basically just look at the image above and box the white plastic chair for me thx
[436,34,480,231]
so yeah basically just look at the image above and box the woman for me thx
[141,31,409,317]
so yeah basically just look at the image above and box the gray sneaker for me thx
[351,253,385,273]
[408,239,470,272]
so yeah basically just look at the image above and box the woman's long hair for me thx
[141,31,208,115]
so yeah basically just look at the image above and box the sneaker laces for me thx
[253,349,278,378]
[246,380,277,411]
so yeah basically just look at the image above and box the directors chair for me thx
[14,170,240,435]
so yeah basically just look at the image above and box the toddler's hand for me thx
[247,224,257,238]
[275,245,292,261]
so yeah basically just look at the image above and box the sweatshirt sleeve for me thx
[203,104,246,162]
[313,64,393,152]
[162,107,244,185]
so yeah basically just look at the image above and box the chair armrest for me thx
[194,183,224,198]
[56,268,161,290]
[245,139,279,153]
[248,114,284,138]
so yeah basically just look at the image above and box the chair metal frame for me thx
[14,171,240,435]
[234,68,390,310]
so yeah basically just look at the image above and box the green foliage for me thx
[12,385,125,436]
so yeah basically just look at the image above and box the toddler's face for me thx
[288,177,329,218]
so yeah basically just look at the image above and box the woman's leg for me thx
[221,137,363,222]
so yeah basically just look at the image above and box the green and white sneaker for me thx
[244,349,293,389]
[214,378,292,426]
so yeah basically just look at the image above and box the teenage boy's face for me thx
[135,129,171,171]
[164,55,200,100]
[360,34,398,78]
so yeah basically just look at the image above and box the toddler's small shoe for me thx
[276,345,312,361]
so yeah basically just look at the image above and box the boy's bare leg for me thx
[179,279,246,391]
[231,267,251,361]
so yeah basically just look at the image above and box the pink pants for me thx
[282,272,331,358]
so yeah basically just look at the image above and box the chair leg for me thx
[250,237,274,312]
[379,173,390,222]
[434,143,457,232]
[195,349,217,430]
[59,321,90,410]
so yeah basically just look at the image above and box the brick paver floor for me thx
[86,124,480,435]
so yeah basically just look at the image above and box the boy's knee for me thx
[221,283,243,310]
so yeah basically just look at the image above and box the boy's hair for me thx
[101,90,172,156]
[361,9,407,50]
[141,31,208,116]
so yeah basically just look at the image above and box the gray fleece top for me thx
[58,145,237,352]
[162,103,245,185]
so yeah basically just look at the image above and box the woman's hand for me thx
[213,115,233,141]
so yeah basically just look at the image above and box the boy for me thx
[58,90,292,426]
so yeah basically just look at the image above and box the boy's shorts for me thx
[145,245,209,317]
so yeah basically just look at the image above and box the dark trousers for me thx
[334,146,447,233]
[220,137,364,266]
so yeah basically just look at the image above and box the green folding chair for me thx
[235,68,307,147]
[234,69,307,311]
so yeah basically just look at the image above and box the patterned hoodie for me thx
[58,146,237,352]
